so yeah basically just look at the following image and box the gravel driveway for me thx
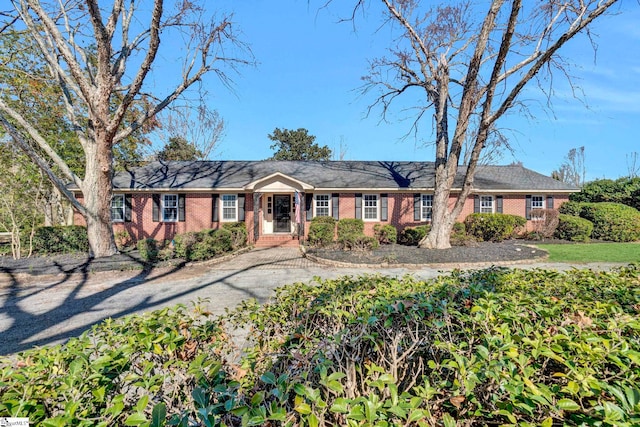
[0,246,624,356]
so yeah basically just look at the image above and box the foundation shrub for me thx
[398,225,430,246]
[579,202,640,242]
[136,238,158,262]
[173,231,200,260]
[32,225,89,254]
[338,233,379,251]
[336,218,364,238]
[114,229,133,250]
[221,222,248,250]
[555,214,594,242]
[308,216,336,247]
[464,213,525,242]
[189,229,233,261]
[373,224,397,244]
[450,222,478,246]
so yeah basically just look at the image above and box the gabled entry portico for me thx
[244,172,314,245]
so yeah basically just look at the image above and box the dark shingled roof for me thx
[111,160,578,192]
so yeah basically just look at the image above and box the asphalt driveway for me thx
[0,247,624,356]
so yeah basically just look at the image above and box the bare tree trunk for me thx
[82,140,117,257]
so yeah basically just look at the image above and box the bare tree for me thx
[552,146,586,187]
[335,0,619,248]
[153,104,226,160]
[0,0,251,257]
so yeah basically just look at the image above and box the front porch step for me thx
[255,234,301,248]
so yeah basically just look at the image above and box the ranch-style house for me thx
[73,160,579,247]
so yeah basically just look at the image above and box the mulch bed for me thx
[307,240,548,265]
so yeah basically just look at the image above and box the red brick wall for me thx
[73,191,573,242]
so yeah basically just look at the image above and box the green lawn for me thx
[535,242,640,263]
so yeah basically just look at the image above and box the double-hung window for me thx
[222,194,237,222]
[315,194,330,217]
[421,194,433,221]
[363,194,379,220]
[480,196,494,213]
[163,194,178,222]
[531,195,544,210]
[111,194,125,222]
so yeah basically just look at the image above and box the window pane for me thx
[222,195,237,220]
[364,195,378,220]
[532,196,544,209]
[315,194,330,216]
[163,195,178,221]
[111,195,125,221]
[480,196,493,213]
[421,194,433,221]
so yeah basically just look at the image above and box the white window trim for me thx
[111,194,125,223]
[162,194,179,222]
[314,194,331,217]
[421,194,433,222]
[362,194,380,221]
[480,195,494,214]
[221,194,238,222]
[531,195,545,210]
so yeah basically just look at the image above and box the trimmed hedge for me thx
[373,224,397,244]
[555,214,594,242]
[32,226,89,254]
[558,200,587,217]
[579,202,640,242]
[173,225,247,262]
[308,216,336,247]
[137,238,158,262]
[398,225,430,246]
[336,218,378,250]
[221,222,248,250]
[464,213,526,242]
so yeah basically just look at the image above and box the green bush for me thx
[4,266,640,426]
[189,229,233,261]
[464,213,525,242]
[450,222,479,246]
[137,238,158,262]
[571,176,640,208]
[336,218,364,239]
[0,304,231,426]
[559,200,587,216]
[173,231,200,259]
[398,225,430,245]
[373,224,397,244]
[221,222,248,250]
[32,226,89,254]
[555,214,594,242]
[579,202,640,242]
[308,216,336,247]
[337,233,379,251]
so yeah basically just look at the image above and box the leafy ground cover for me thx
[1,266,639,426]
[536,242,640,263]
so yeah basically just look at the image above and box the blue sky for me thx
[184,1,640,181]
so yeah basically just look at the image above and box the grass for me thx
[535,242,640,263]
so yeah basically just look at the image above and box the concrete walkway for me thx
[0,247,625,356]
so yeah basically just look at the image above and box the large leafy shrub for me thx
[190,229,233,261]
[3,267,640,426]
[555,214,594,242]
[398,225,430,245]
[173,227,243,262]
[558,200,587,216]
[373,224,397,244]
[580,202,640,242]
[336,218,364,237]
[307,216,336,246]
[571,177,640,208]
[221,222,248,250]
[464,213,525,242]
[336,218,377,250]
[0,304,231,426]
[32,226,89,254]
[137,238,158,262]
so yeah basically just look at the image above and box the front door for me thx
[274,194,291,232]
